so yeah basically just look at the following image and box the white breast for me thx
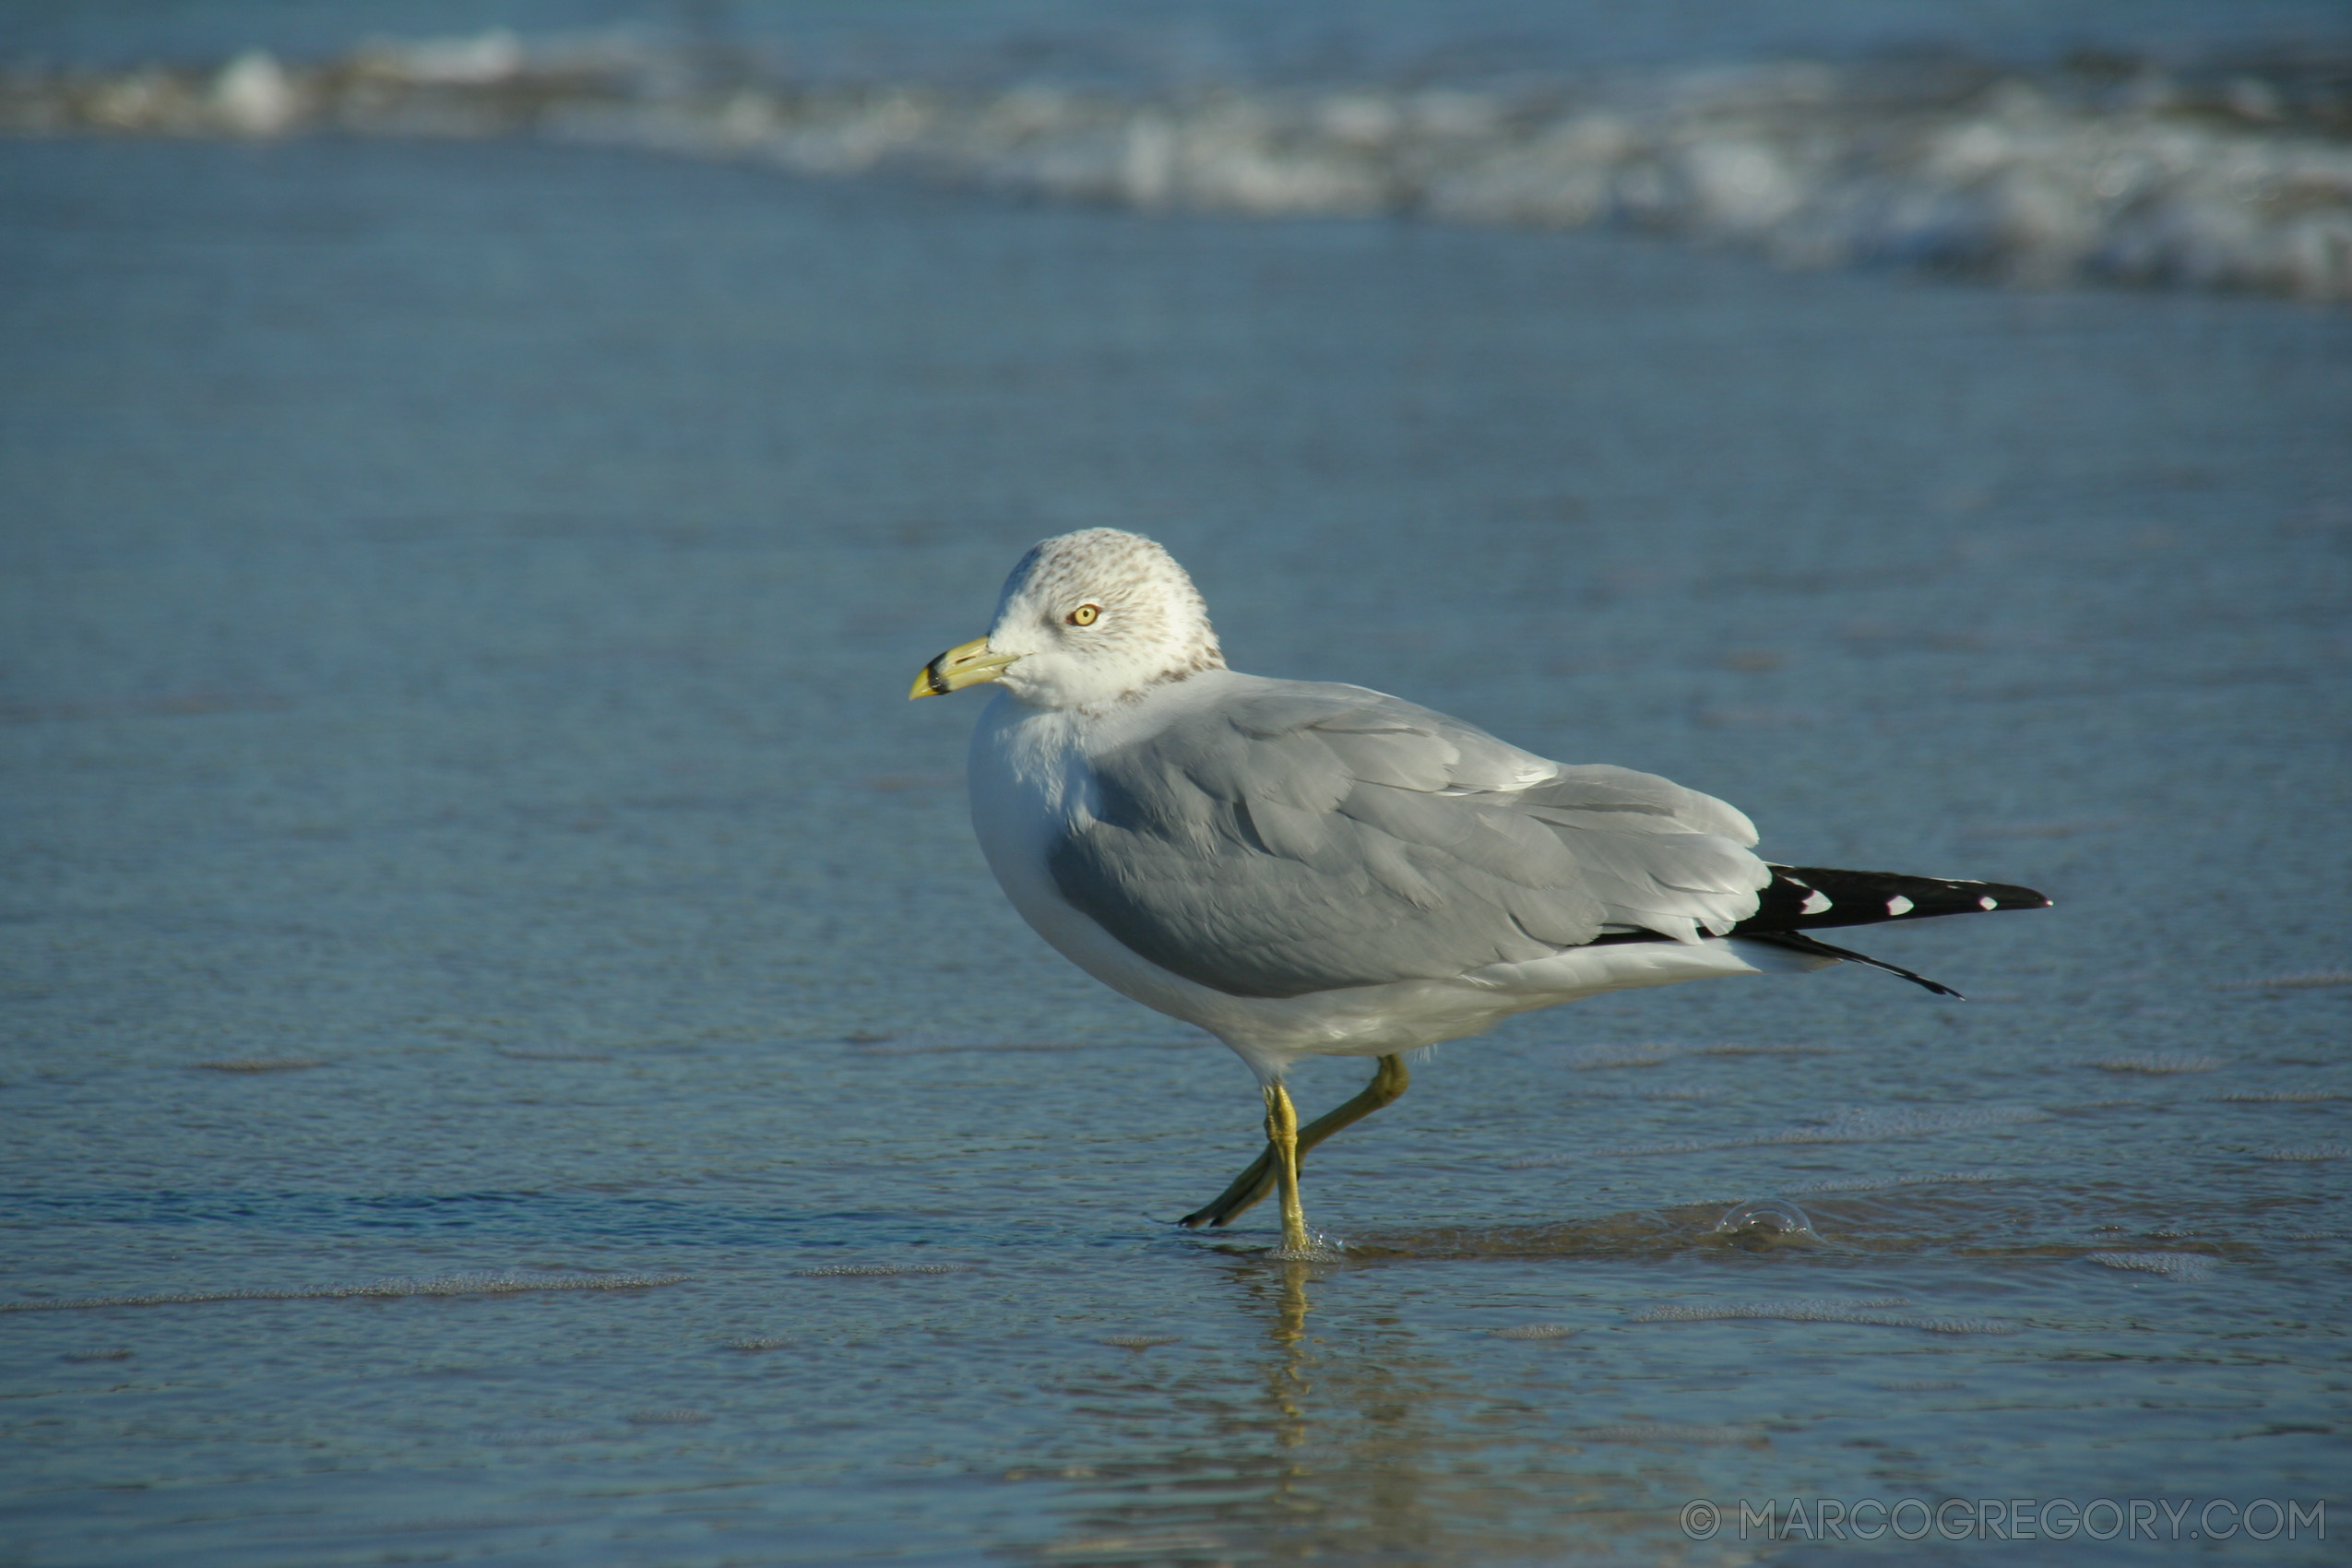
[966,689,1231,1031]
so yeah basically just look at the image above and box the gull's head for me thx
[911,529,1225,711]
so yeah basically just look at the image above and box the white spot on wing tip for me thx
[1799,891,1833,915]
[1978,895,1998,910]
[1885,895,1914,916]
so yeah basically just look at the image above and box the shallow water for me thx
[3,124,2349,1564]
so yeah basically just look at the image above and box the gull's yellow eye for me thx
[1066,604,1100,627]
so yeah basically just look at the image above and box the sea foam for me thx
[5,37,2346,301]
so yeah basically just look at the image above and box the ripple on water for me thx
[1783,1170,2012,1194]
[1557,1041,1835,1071]
[790,1263,961,1277]
[1631,1295,1905,1322]
[1034,1531,1225,1557]
[2090,1053,2220,1074]
[2213,970,2352,991]
[2085,1252,2216,1281]
[1605,1104,2043,1156]
[1630,1297,2017,1334]
[1579,1423,1763,1446]
[1557,1042,1679,1070]
[2210,1090,2349,1102]
[0,1272,690,1313]
[850,1039,1112,1056]
[479,1427,602,1447]
[2255,1145,2350,1161]
[1628,1081,1726,1101]
[1489,1323,1578,1340]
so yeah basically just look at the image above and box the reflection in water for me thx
[1266,1260,1313,1448]
[1029,1253,1700,1564]
[1038,1196,2113,1562]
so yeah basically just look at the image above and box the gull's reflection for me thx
[1027,1242,1724,1562]
[1265,1259,1313,1450]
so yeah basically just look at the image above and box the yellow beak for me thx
[910,636,1018,699]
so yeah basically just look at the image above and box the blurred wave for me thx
[5,28,2349,299]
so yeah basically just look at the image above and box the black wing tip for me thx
[1964,876,2053,912]
[1748,867,2052,932]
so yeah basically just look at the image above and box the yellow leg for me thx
[1263,1080,1311,1255]
[1182,1055,1410,1229]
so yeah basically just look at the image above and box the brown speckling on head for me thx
[989,529,1227,710]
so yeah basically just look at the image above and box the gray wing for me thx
[1048,682,1771,999]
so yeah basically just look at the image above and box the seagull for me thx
[911,529,2050,1256]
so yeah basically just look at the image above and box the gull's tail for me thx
[1728,865,2053,998]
